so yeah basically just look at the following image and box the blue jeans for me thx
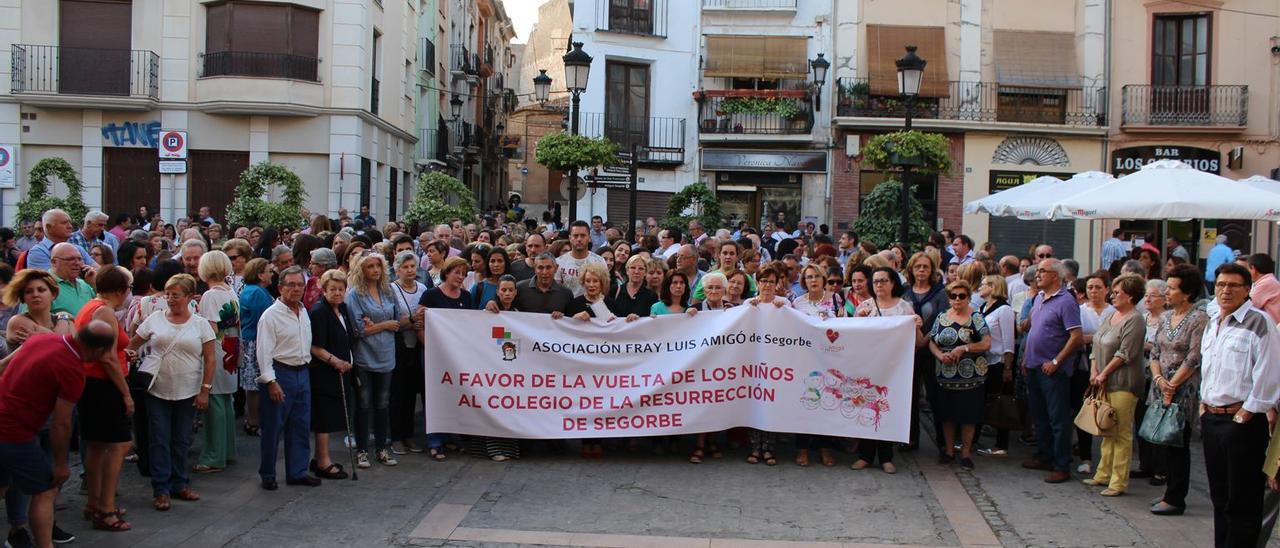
[259,365,311,482]
[1026,367,1073,473]
[356,368,392,452]
[146,395,196,497]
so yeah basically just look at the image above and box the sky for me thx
[506,0,547,44]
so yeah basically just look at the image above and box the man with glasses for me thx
[49,243,96,315]
[1198,263,1280,547]
[1020,258,1082,484]
[256,267,320,490]
[1034,244,1054,261]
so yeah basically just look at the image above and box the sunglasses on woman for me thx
[826,279,841,286]
[949,293,969,300]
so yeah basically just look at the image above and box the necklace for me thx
[1164,307,1195,342]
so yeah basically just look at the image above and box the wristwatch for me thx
[201,383,213,390]
[1051,358,1060,367]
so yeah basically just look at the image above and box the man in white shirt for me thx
[256,267,318,490]
[657,227,683,260]
[949,234,975,266]
[1000,255,1027,297]
[1198,262,1280,547]
[555,221,607,297]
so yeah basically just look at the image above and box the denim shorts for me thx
[0,439,53,495]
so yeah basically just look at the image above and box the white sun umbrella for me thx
[1239,175,1280,193]
[963,175,1064,215]
[1047,160,1280,221]
[994,170,1114,220]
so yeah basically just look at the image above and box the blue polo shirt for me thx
[1023,285,1082,374]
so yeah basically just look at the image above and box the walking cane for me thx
[338,371,358,481]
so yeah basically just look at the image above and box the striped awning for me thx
[704,35,809,79]
[865,25,949,98]
[994,30,1081,89]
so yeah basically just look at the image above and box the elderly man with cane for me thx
[257,266,320,490]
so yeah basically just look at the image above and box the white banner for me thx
[423,306,916,441]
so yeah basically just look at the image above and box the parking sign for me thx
[158,130,188,159]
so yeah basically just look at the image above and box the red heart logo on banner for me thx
[825,329,839,343]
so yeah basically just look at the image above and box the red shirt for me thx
[73,299,128,379]
[0,333,86,443]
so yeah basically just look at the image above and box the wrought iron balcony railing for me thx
[578,112,687,165]
[11,44,159,98]
[697,93,815,135]
[1121,84,1247,127]
[834,77,1107,127]
[200,51,320,82]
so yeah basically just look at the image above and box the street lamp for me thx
[562,41,592,223]
[893,45,926,247]
[532,69,552,104]
[810,53,830,112]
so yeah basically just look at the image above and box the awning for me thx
[865,25,949,97]
[993,30,1081,89]
[705,35,809,80]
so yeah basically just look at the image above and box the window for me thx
[605,61,649,153]
[204,2,319,81]
[609,0,653,34]
[1153,14,1210,86]
[371,31,382,114]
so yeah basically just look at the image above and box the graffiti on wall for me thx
[101,121,161,147]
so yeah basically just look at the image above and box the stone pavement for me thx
[52,429,1269,548]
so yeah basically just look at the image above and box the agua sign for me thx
[423,306,915,441]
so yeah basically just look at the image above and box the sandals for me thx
[173,488,200,502]
[763,451,778,466]
[429,448,447,461]
[243,420,260,437]
[84,505,128,520]
[795,450,810,467]
[193,464,224,474]
[746,451,761,464]
[91,510,131,532]
[820,448,836,467]
[315,462,348,480]
[851,459,870,470]
[689,447,705,464]
[153,495,171,512]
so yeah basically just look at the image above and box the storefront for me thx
[701,148,827,231]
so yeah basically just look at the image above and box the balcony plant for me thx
[226,161,308,229]
[17,158,87,224]
[662,182,723,231]
[853,130,953,248]
[534,132,620,172]
[403,172,477,227]
[861,130,953,174]
[719,96,803,119]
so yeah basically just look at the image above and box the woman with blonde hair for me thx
[346,252,409,468]
[976,274,1015,457]
[645,257,668,296]
[193,251,239,474]
[957,262,988,308]
[3,270,72,349]
[904,251,948,452]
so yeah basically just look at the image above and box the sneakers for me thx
[356,451,371,469]
[1076,460,1093,474]
[977,447,1008,457]
[376,448,398,466]
[6,526,33,548]
[390,441,409,455]
[51,524,75,544]
[404,439,424,453]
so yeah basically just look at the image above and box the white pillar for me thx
[81,110,104,213]
[329,115,363,217]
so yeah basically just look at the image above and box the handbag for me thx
[985,392,1024,431]
[138,319,193,393]
[1138,400,1185,447]
[1073,385,1118,437]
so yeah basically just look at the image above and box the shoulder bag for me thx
[1138,400,1185,447]
[1073,385,1117,437]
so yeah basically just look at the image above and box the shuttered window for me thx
[704,36,809,80]
[865,25,949,97]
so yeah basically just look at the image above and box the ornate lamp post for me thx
[562,41,592,223]
[893,46,926,246]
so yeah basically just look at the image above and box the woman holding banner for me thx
[650,271,691,316]
[927,279,991,471]
[791,263,843,467]
[746,262,788,466]
[467,274,523,462]
[418,256,473,461]
[568,263,618,323]
[686,270,734,463]
[606,256,657,321]
[852,266,920,473]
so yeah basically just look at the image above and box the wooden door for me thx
[189,151,249,224]
[59,0,132,95]
[104,147,159,219]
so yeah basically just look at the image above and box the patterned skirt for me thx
[239,338,260,392]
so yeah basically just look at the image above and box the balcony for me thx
[417,128,449,164]
[450,44,478,78]
[697,91,814,136]
[702,0,796,9]
[578,112,687,166]
[1121,85,1247,130]
[10,44,158,110]
[420,38,436,77]
[201,51,319,82]
[596,0,668,38]
[835,77,1106,129]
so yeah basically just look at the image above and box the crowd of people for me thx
[0,205,1276,547]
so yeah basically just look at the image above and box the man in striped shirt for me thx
[1199,262,1280,547]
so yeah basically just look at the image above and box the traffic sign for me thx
[520,166,529,175]
[159,160,187,174]
[0,145,14,189]
[583,174,633,183]
[158,130,188,159]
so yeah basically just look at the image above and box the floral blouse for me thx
[929,311,990,391]
[1148,308,1209,427]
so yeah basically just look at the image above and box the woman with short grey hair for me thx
[304,248,338,309]
[390,250,428,455]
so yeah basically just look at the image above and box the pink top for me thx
[1251,273,1280,324]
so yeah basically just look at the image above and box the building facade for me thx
[1,0,423,226]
